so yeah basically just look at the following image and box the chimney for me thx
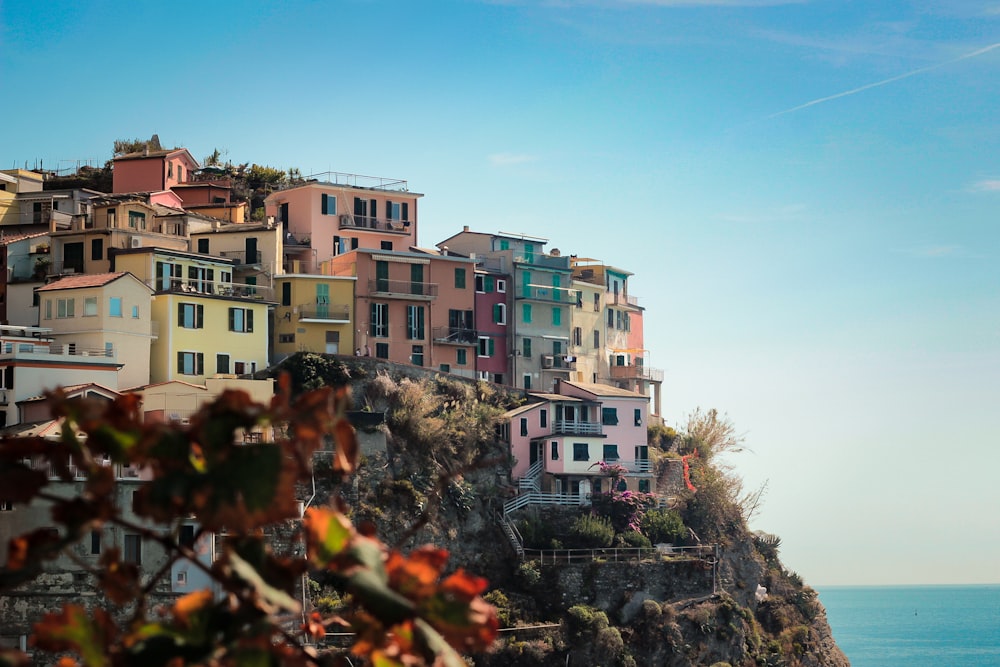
[463,225,470,232]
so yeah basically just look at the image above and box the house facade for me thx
[112,147,200,194]
[273,271,355,359]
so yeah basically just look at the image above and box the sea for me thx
[817,585,1000,666]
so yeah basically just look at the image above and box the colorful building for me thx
[273,269,355,359]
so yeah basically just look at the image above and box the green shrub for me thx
[567,514,615,549]
[641,508,686,544]
[517,561,541,587]
[484,590,512,628]
[619,530,652,549]
[565,605,609,641]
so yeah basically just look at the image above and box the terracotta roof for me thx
[559,380,647,399]
[0,231,49,246]
[35,272,130,292]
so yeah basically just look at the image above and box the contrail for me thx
[767,42,1000,119]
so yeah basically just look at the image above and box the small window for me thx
[496,279,506,293]
[523,374,532,390]
[411,345,424,366]
[540,409,547,428]
[83,297,98,316]
[91,238,104,261]
[634,408,642,427]
[123,534,142,565]
[638,479,650,493]
[493,303,506,324]
[522,338,531,358]
[197,238,209,254]
[603,444,619,461]
[229,307,254,333]
[439,363,451,373]
[478,336,494,357]
[109,297,123,317]
[522,304,532,324]
[573,443,589,461]
[602,408,618,426]
[278,334,295,344]
[380,240,393,251]
[178,303,203,329]
[90,530,102,555]
[457,349,467,365]
[475,275,485,292]
[455,268,466,289]
[594,330,600,348]
[375,342,389,359]
[573,327,582,346]
[216,354,230,374]
[520,418,528,437]
[550,441,559,460]
[321,193,337,215]
[552,307,562,327]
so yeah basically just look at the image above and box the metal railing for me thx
[552,420,602,435]
[368,279,438,298]
[609,365,664,382]
[504,492,588,514]
[516,285,576,302]
[525,545,717,565]
[432,327,477,344]
[338,214,411,233]
[517,461,544,492]
[298,304,350,321]
[606,292,640,307]
[0,343,117,360]
[219,250,263,265]
[147,279,274,301]
[513,254,571,270]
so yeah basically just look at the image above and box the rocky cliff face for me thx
[306,361,851,666]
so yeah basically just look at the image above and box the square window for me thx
[638,479,650,493]
[229,307,254,333]
[573,443,589,461]
[83,297,98,316]
[603,444,619,461]
[602,408,619,426]
[375,343,389,359]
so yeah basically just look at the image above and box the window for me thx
[573,443,589,461]
[380,240,393,251]
[278,333,295,344]
[0,500,12,511]
[496,279,506,293]
[521,271,531,298]
[455,268,466,289]
[180,525,196,549]
[177,351,204,376]
[411,345,424,366]
[375,343,389,359]
[551,441,558,460]
[406,305,425,340]
[499,239,509,251]
[522,338,531,358]
[634,408,642,427]
[603,444,619,461]
[594,330,600,348]
[187,266,214,293]
[168,162,173,178]
[123,534,142,565]
[91,238,104,261]
[83,297,98,316]
[410,264,424,295]
[520,418,528,437]
[457,349,467,365]
[540,409,547,428]
[573,327,582,346]
[375,261,389,292]
[638,479,650,493]
[523,374,531,390]
[475,275,485,292]
[90,530,101,555]
[370,303,388,337]
[128,211,146,229]
[552,307,562,326]
[130,305,139,319]
[602,408,619,426]
[57,298,75,318]
[607,308,615,327]
[44,300,52,320]
[105,342,114,357]
[522,304,532,323]
[477,336,494,357]
[439,364,450,373]
[387,201,401,220]
[493,303,506,324]
[593,478,603,494]
[178,303,204,329]
[321,193,336,215]
[281,282,291,306]
[109,297,122,317]
[217,354,230,374]
[229,307,254,333]
[178,166,183,182]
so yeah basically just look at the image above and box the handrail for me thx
[524,544,717,565]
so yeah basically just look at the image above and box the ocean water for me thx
[818,585,1000,666]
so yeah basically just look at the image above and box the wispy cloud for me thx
[614,0,805,5]
[488,153,538,166]
[967,179,1000,192]
[767,41,1000,119]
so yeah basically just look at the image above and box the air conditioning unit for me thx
[541,355,555,369]
[129,236,142,248]
[340,214,353,225]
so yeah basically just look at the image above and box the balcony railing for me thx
[0,343,117,361]
[606,292,640,308]
[219,250,263,265]
[517,285,577,302]
[146,278,274,301]
[367,279,438,299]
[609,365,664,382]
[552,420,602,435]
[298,304,350,321]
[432,327,477,344]
[338,214,411,234]
[513,253,571,270]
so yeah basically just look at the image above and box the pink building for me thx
[264,175,422,268]
[112,148,200,194]
[473,267,510,384]
[330,248,477,378]
[504,379,654,499]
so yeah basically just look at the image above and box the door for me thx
[410,264,423,296]
[375,261,389,292]
[245,237,258,265]
[316,283,329,318]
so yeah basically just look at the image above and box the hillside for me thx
[285,354,850,667]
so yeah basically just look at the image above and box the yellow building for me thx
[112,248,274,383]
[274,270,356,358]
[0,170,44,227]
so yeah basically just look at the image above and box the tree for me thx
[0,378,498,666]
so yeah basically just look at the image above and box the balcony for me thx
[338,214,411,234]
[609,364,664,382]
[298,303,350,323]
[146,278,274,302]
[517,285,577,303]
[541,354,576,371]
[0,343,118,363]
[606,292,640,308]
[433,327,477,345]
[552,419,602,435]
[367,279,438,300]
[513,253,570,270]
[219,250,263,265]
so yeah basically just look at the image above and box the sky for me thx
[2,0,999,587]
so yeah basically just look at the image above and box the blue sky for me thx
[2,0,999,586]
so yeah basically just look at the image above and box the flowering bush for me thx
[590,460,654,533]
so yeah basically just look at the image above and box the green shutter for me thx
[493,304,502,323]
[488,338,495,356]
[247,309,254,333]
[196,304,204,328]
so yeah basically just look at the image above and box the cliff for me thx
[294,356,851,667]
